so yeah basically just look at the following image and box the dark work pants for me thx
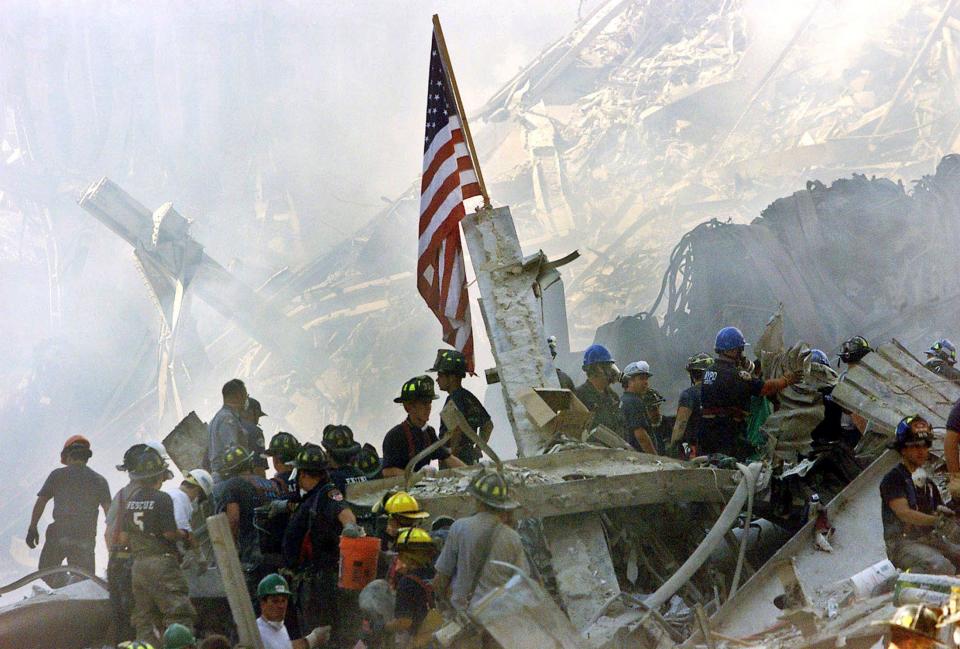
[296,568,343,645]
[38,524,95,588]
[108,553,135,643]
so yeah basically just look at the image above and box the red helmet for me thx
[62,435,91,451]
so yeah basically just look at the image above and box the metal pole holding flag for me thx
[431,14,491,209]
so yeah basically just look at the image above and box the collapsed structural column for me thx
[461,205,561,458]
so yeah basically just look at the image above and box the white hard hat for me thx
[145,441,168,459]
[185,469,214,498]
[622,361,652,377]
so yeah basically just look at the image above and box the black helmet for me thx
[265,432,301,463]
[245,397,267,418]
[117,443,148,472]
[290,444,329,472]
[428,349,467,377]
[393,375,439,403]
[354,443,382,480]
[468,470,519,510]
[892,415,934,450]
[839,336,871,364]
[220,444,255,475]
[322,425,361,459]
[129,447,173,481]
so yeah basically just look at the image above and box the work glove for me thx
[266,498,291,518]
[305,625,331,648]
[26,526,39,549]
[420,465,438,477]
[342,522,366,538]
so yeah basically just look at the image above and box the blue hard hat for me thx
[582,344,615,367]
[809,349,829,366]
[894,415,933,449]
[715,327,747,352]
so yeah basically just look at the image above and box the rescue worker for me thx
[164,470,213,539]
[574,344,625,436]
[836,336,873,445]
[699,326,798,459]
[322,425,367,494]
[208,378,248,476]
[354,443,383,481]
[106,444,149,642]
[242,397,270,476]
[671,353,714,454]
[214,444,279,598]
[256,573,331,649]
[838,335,872,368]
[27,435,111,588]
[387,527,441,648]
[428,348,494,465]
[434,471,530,613]
[122,447,196,644]
[925,338,960,384]
[382,375,466,478]
[548,335,576,391]
[282,445,361,646]
[162,623,197,649]
[619,361,659,454]
[265,431,301,495]
[881,415,959,575]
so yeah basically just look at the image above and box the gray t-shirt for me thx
[434,511,530,610]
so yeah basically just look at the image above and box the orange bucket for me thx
[339,535,380,591]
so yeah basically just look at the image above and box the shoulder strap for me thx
[467,518,503,601]
[402,420,417,458]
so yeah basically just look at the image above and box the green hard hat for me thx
[257,573,292,599]
[266,432,301,463]
[428,348,467,377]
[393,375,439,403]
[163,623,196,649]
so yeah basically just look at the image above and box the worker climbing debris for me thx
[428,348,494,465]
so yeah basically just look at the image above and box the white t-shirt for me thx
[163,486,194,532]
[257,616,293,649]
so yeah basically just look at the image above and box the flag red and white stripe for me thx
[418,30,481,372]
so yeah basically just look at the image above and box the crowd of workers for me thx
[21,327,960,648]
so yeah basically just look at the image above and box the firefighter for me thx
[698,326,798,459]
[881,415,959,575]
[382,375,465,478]
[282,445,362,646]
[837,336,873,446]
[925,338,960,385]
[574,344,624,436]
[27,435,111,588]
[265,431,301,496]
[383,492,430,551]
[387,527,442,648]
[434,471,529,613]
[548,335,576,391]
[322,425,367,495]
[428,348,493,465]
[353,443,383,481]
[670,353,714,454]
[122,447,196,644]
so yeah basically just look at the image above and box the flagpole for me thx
[432,14,492,209]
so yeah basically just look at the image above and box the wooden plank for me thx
[206,513,263,649]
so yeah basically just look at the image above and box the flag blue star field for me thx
[418,30,480,372]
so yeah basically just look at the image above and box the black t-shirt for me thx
[440,388,491,435]
[698,359,764,456]
[283,482,347,569]
[123,486,178,557]
[395,565,435,631]
[330,465,367,496]
[382,420,451,472]
[947,398,960,433]
[621,392,653,451]
[215,475,272,567]
[677,384,703,445]
[575,381,624,435]
[880,463,943,539]
[38,464,111,539]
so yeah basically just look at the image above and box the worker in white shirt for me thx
[256,573,330,649]
[163,469,213,536]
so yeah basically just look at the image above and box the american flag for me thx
[418,30,481,373]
